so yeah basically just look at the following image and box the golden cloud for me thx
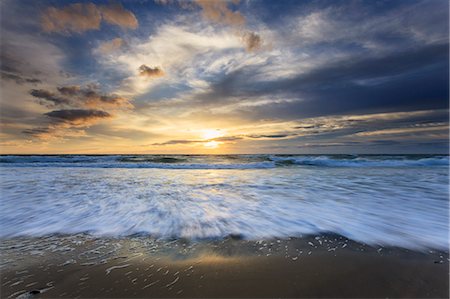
[100,3,138,29]
[41,2,138,34]
[194,0,245,26]
[41,3,102,33]
[97,38,124,54]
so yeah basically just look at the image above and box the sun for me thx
[201,129,223,140]
[200,129,224,149]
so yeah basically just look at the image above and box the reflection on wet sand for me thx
[1,234,448,298]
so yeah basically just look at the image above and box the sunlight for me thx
[204,141,220,148]
[201,129,223,140]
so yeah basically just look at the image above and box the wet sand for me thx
[1,234,448,298]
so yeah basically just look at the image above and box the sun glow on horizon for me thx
[201,129,224,140]
[201,129,224,149]
[203,141,220,148]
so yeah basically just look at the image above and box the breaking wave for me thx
[0,164,448,250]
[0,155,447,169]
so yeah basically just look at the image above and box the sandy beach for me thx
[1,234,448,298]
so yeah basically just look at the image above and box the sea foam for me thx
[0,161,448,250]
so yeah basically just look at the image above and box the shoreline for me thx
[1,234,448,298]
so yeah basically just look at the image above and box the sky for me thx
[0,0,448,154]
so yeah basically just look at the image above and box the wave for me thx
[117,156,187,163]
[1,164,448,250]
[269,155,450,167]
[0,155,447,169]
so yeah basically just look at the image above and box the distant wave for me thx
[0,155,448,169]
[269,155,450,167]
[117,156,187,163]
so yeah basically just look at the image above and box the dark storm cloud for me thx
[23,109,112,139]
[30,89,71,107]
[44,109,111,123]
[45,109,111,121]
[26,85,131,139]
[30,86,132,108]
[57,86,80,96]
[1,72,41,85]
[197,42,448,120]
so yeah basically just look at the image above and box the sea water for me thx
[0,155,448,250]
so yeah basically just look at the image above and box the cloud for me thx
[152,133,294,146]
[107,23,258,97]
[353,124,448,137]
[23,109,112,140]
[154,0,246,26]
[100,3,138,29]
[45,109,111,124]
[22,127,52,137]
[191,1,266,51]
[96,38,124,54]
[138,65,165,78]
[22,125,88,140]
[241,32,262,52]
[41,2,138,34]
[1,72,41,85]
[154,0,264,52]
[3,0,448,153]
[30,89,71,107]
[193,0,267,52]
[57,86,81,96]
[194,42,448,119]
[30,85,133,109]
[0,28,66,83]
[151,135,243,146]
[289,1,449,49]
[193,0,245,26]
[152,139,204,146]
[26,85,132,140]
[247,134,292,139]
[41,3,102,33]
[213,136,243,142]
[78,88,132,108]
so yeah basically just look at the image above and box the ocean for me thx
[0,154,448,250]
